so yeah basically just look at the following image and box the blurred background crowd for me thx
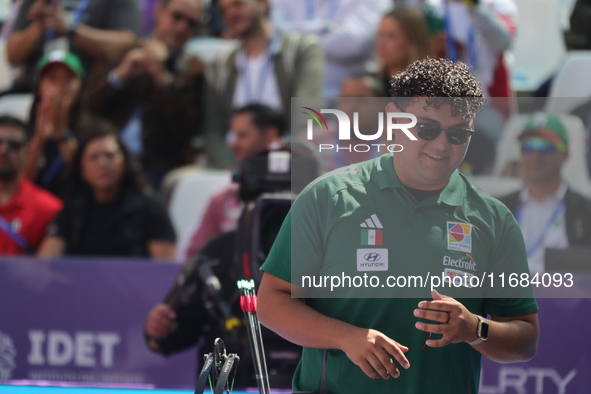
[0,0,590,274]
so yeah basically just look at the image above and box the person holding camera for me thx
[144,104,290,387]
[181,104,284,259]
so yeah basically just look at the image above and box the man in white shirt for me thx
[428,0,517,99]
[205,0,323,168]
[500,111,591,273]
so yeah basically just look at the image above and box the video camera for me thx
[155,140,320,389]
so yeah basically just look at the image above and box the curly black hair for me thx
[389,58,485,120]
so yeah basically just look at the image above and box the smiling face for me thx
[389,99,474,190]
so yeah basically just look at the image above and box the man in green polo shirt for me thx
[258,58,539,393]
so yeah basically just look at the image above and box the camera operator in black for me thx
[143,106,319,388]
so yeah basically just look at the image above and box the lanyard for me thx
[238,47,274,105]
[0,214,35,254]
[444,1,478,68]
[516,198,565,258]
[41,155,65,187]
[306,0,340,22]
[45,0,92,42]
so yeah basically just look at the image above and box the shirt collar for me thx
[375,154,465,207]
[519,182,567,204]
[2,177,31,210]
[235,33,282,67]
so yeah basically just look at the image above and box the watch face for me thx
[479,320,489,340]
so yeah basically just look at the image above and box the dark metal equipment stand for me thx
[194,338,240,394]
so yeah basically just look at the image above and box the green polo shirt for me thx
[261,153,538,394]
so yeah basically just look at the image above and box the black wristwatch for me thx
[467,315,489,345]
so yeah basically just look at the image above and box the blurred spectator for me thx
[308,76,386,171]
[0,114,61,255]
[564,0,591,50]
[534,0,591,98]
[183,104,283,258]
[429,0,517,98]
[38,120,176,259]
[374,8,431,95]
[499,112,591,274]
[205,0,323,168]
[85,0,206,189]
[271,0,391,98]
[571,98,591,176]
[23,50,82,198]
[7,0,141,92]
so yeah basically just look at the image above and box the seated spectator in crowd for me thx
[564,0,591,51]
[183,104,283,258]
[38,120,176,259]
[270,0,391,98]
[23,50,83,198]
[0,115,62,255]
[428,0,517,99]
[85,0,206,189]
[7,0,141,92]
[206,0,324,168]
[306,76,386,171]
[499,112,591,274]
[373,8,431,96]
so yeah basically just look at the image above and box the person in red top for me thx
[0,115,61,255]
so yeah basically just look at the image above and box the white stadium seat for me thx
[0,93,34,122]
[167,169,232,261]
[545,51,591,114]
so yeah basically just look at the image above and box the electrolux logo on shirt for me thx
[442,253,477,271]
[302,107,417,153]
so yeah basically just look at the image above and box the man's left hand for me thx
[414,290,480,347]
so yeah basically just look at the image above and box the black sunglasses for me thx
[171,10,199,29]
[416,122,474,145]
[0,138,24,151]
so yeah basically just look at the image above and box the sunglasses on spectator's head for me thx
[0,138,24,151]
[415,123,474,145]
[171,11,199,29]
[520,137,558,155]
